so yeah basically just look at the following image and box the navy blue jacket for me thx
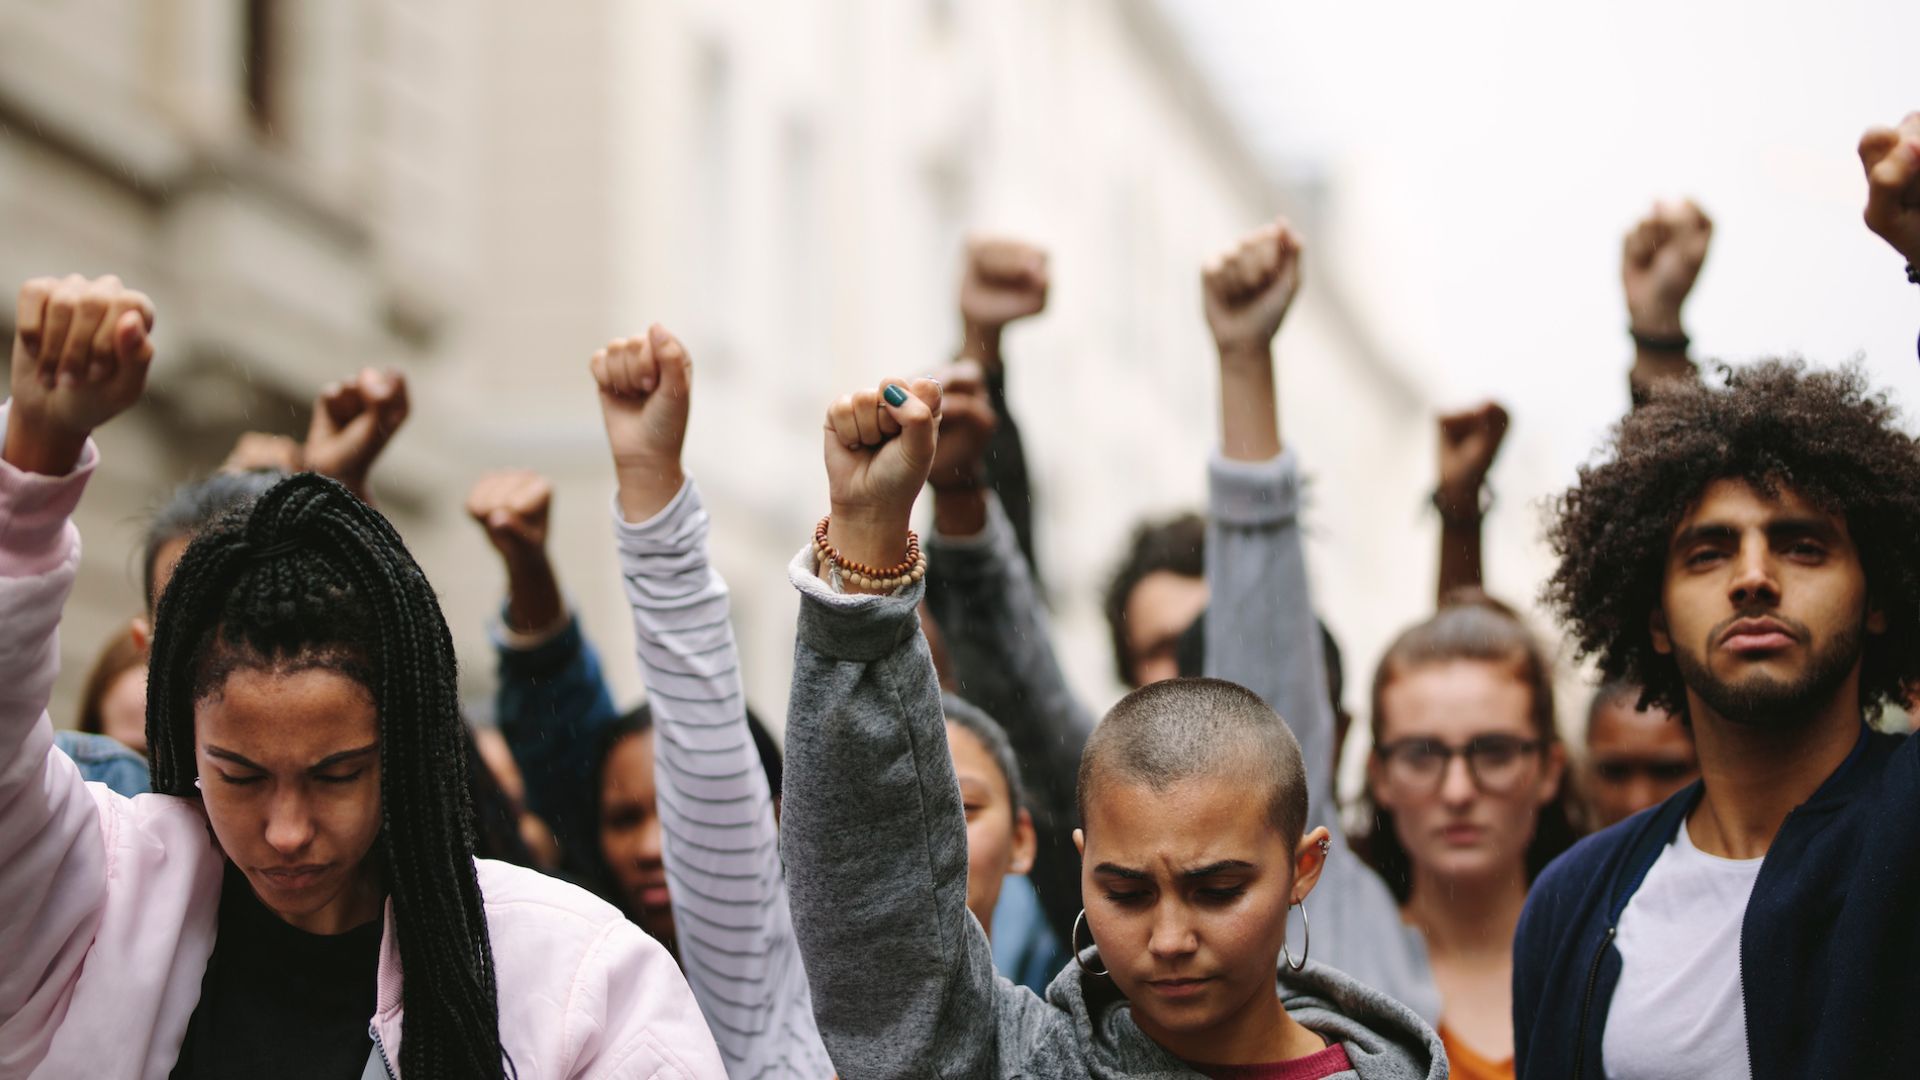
[1514,723,1920,1079]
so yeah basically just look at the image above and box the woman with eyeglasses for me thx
[1346,599,1584,1080]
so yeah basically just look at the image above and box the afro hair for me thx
[1543,359,1920,720]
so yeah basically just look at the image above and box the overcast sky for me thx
[1162,0,1920,498]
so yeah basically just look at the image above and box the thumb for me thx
[884,377,944,466]
[113,310,154,367]
[649,323,692,400]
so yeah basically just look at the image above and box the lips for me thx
[1720,617,1797,654]
[258,864,330,891]
[1439,824,1486,845]
[1145,977,1214,1000]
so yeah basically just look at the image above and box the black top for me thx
[171,863,384,1079]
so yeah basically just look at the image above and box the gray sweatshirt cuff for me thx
[1209,449,1301,527]
[788,544,926,662]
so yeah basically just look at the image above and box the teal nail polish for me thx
[883,384,908,407]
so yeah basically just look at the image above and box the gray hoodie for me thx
[778,548,1445,1079]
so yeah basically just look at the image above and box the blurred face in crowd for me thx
[599,730,674,943]
[1075,769,1327,1062]
[1585,697,1697,828]
[946,721,1036,935]
[194,667,385,934]
[1125,571,1209,688]
[1371,659,1564,888]
[98,666,149,754]
[1652,478,1877,730]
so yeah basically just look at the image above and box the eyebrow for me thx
[205,743,380,773]
[1092,859,1255,880]
[1671,516,1840,551]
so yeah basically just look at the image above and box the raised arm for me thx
[923,359,1092,947]
[783,375,1049,1077]
[1197,224,1442,1020]
[1434,402,1509,605]
[303,367,410,504]
[1622,200,1711,405]
[467,469,621,873]
[1861,112,1920,355]
[957,234,1051,580]
[0,274,154,1072]
[592,326,831,1077]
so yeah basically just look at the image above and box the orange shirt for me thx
[1438,1024,1514,1080]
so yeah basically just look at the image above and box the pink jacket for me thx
[0,410,727,1080]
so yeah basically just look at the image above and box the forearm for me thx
[925,493,1093,942]
[1435,511,1485,605]
[1217,343,1282,461]
[959,319,1004,373]
[500,552,565,637]
[614,480,829,1077]
[780,551,1001,1078]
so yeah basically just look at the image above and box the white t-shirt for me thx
[1603,817,1763,1080]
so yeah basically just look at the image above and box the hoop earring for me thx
[1071,909,1109,978]
[1281,898,1311,972]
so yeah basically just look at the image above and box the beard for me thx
[1671,613,1864,730]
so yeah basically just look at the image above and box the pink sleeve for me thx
[0,400,109,1075]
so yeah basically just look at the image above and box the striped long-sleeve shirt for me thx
[614,480,833,1079]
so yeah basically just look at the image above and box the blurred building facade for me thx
[2,0,1432,739]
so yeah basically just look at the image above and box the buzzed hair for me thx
[1076,677,1308,848]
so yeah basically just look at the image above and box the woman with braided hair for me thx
[0,275,723,1079]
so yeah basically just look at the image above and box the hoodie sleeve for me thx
[779,546,1056,1078]
[612,479,832,1078]
[0,401,110,1076]
[923,492,1092,948]
[1203,450,1442,1023]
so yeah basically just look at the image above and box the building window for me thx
[242,0,282,136]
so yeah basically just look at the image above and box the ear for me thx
[129,615,151,655]
[1072,827,1086,858]
[1292,825,1331,903]
[1649,606,1673,655]
[1010,807,1037,876]
[1536,740,1568,809]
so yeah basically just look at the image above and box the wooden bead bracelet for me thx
[814,516,927,591]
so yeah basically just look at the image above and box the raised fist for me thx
[1621,200,1712,337]
[1860,112,1920,265]
[5,275,156,474]
[590,324,691,523]
[1436,401,1510,516]
[467,468,553,564]
[959,236,1050,333]
[304,368,410,499]
[1203,219,1303,358]
[927,358,997,493]
[822,377,942,575]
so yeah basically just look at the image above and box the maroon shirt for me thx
[1189,1043,1354,1079]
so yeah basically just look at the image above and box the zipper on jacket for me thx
[1571,925,1616,1080]
[369,1024,396,1079]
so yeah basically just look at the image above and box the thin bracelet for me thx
[1629,326,1690,353]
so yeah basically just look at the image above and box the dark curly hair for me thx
[1103,513,1205,686]
[1543,359,1920,721]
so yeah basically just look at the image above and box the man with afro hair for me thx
[1513,111,1920,1080]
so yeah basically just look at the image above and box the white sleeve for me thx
[612,480,832,1078]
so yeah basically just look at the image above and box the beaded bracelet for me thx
[814,516,927,592]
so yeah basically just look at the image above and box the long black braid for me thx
[146,472,509,1080]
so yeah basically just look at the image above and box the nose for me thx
[1147,901,1199,961]
[264,789,316,856]
[636,816,664,867]
[1439,752,1478,807]
[1728,539,1781,608]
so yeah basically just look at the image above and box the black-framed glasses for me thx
[1374,734,1545,795]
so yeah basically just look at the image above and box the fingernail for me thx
[883,384,908,407]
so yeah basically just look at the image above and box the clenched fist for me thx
[822,377,942,586]
[1622,201,1712,338]
[590,324,691,523]
[1203,219,1303,359]
[1860,112,1920,266]
[927,359,997,493]
[960,236,1050,335]
[5,274,156,476]
[305,368,409,501]
[467,469,553,564]
[1436,402,1509,518]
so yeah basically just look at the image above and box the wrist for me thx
[2,414,89,477]
[960,320,1004,367]
[613,459,686,523]
[1215,339,1274,373]
[1433,483,1491,522]
[826,505,913,570]
[1627,308,1687,341]
[932,485,988,539]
